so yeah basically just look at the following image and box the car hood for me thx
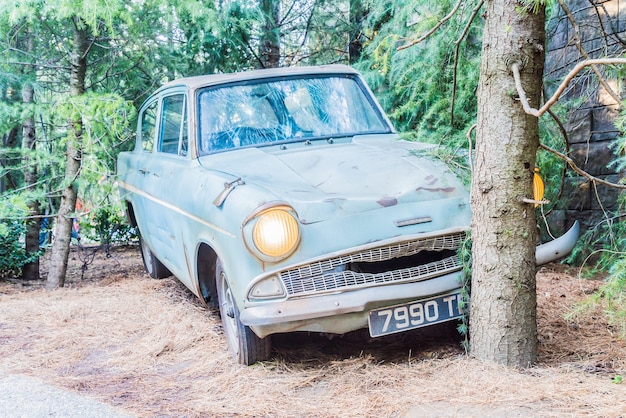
[200,135,468,224]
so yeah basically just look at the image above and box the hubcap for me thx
[219,270,240,356]
[141,239,153,275]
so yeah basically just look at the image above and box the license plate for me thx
[368,292,464,337]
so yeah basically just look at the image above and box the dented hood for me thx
[201,135,469,224]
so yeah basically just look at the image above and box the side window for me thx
[158,94,187,155]
[140,100,158,152]
[180,102,188,156]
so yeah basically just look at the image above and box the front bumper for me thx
[240,270,463,338]
[535,221,579,266]
[241,221,579,339]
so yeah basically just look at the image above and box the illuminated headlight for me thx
[249,275,285,300]
[243,205,301,262]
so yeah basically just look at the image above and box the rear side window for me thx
[158,94,188,156]
[140,101,158,152]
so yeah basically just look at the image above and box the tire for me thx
[215,258,271,365]
[139,232,171,279]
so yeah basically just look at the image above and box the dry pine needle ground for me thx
[0,245,625,417]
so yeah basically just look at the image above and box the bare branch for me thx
[511,62,541,117]
[539,143,626,190]
[521,197,549,205]
[1,213,57,221]
[557,0,621,104]
[450,0,485,125]
[466,123,476,170]
[543,107,569,213]
[397,0,463,51]
[512,58,626,118]
[587,0,626,46]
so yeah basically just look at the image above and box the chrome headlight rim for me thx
[242,203,301,262]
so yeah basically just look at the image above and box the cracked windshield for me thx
[198,76,391,154]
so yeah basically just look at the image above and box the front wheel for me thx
[139,232,171,279]
[215,258,271,365]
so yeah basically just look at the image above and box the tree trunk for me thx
[469,1,546,367]
[349,0,366,64]
[46,21,88,290]
[259,0,280,68]
[21,82,40,280]
[1,128,19,193]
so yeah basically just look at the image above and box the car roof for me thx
[155,64,360,93]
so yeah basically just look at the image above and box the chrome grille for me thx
[280,232,465,297]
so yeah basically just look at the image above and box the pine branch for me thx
[397,0,463,51]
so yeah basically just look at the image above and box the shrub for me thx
[0,210,40,280]
[81,205,137,250]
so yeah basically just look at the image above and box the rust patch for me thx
[377,197,398,207]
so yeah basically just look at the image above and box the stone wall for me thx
[544,0,625,236]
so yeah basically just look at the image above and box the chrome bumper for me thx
[535,221,579,266]
[239,270,463,337]
[241,222,579,338]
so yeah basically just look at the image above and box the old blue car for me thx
[117,65,578,365]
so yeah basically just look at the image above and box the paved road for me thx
[0,372,133,418]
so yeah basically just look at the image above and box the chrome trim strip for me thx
[118,180,236,238]
[394,216,432,227]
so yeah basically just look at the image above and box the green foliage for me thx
[517,0,555,15]
[81,204,137,248]
[457,231,472,352]
[563,103,625,268]
[567,255,626,338]
[1,0,132,32]
[561,123,625,335]
[610,109,626,173]
[358,0,482,149]
[0,198,40,280]
[56,93,137,174]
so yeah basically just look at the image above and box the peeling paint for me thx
[377,197,398,207]
[424,175,438,185]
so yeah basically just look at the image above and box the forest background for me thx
[0,0,624,336]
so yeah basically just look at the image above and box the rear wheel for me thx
[139,232,171,279]
[216,258,271,365]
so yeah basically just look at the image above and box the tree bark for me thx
[259,0,280,68]
[21,82,40,280]
[46,21,88,290]
[349,0,366,64]
[1,129,19,193]
[469,1,546,367]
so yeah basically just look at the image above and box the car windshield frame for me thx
[196,74,393,155]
